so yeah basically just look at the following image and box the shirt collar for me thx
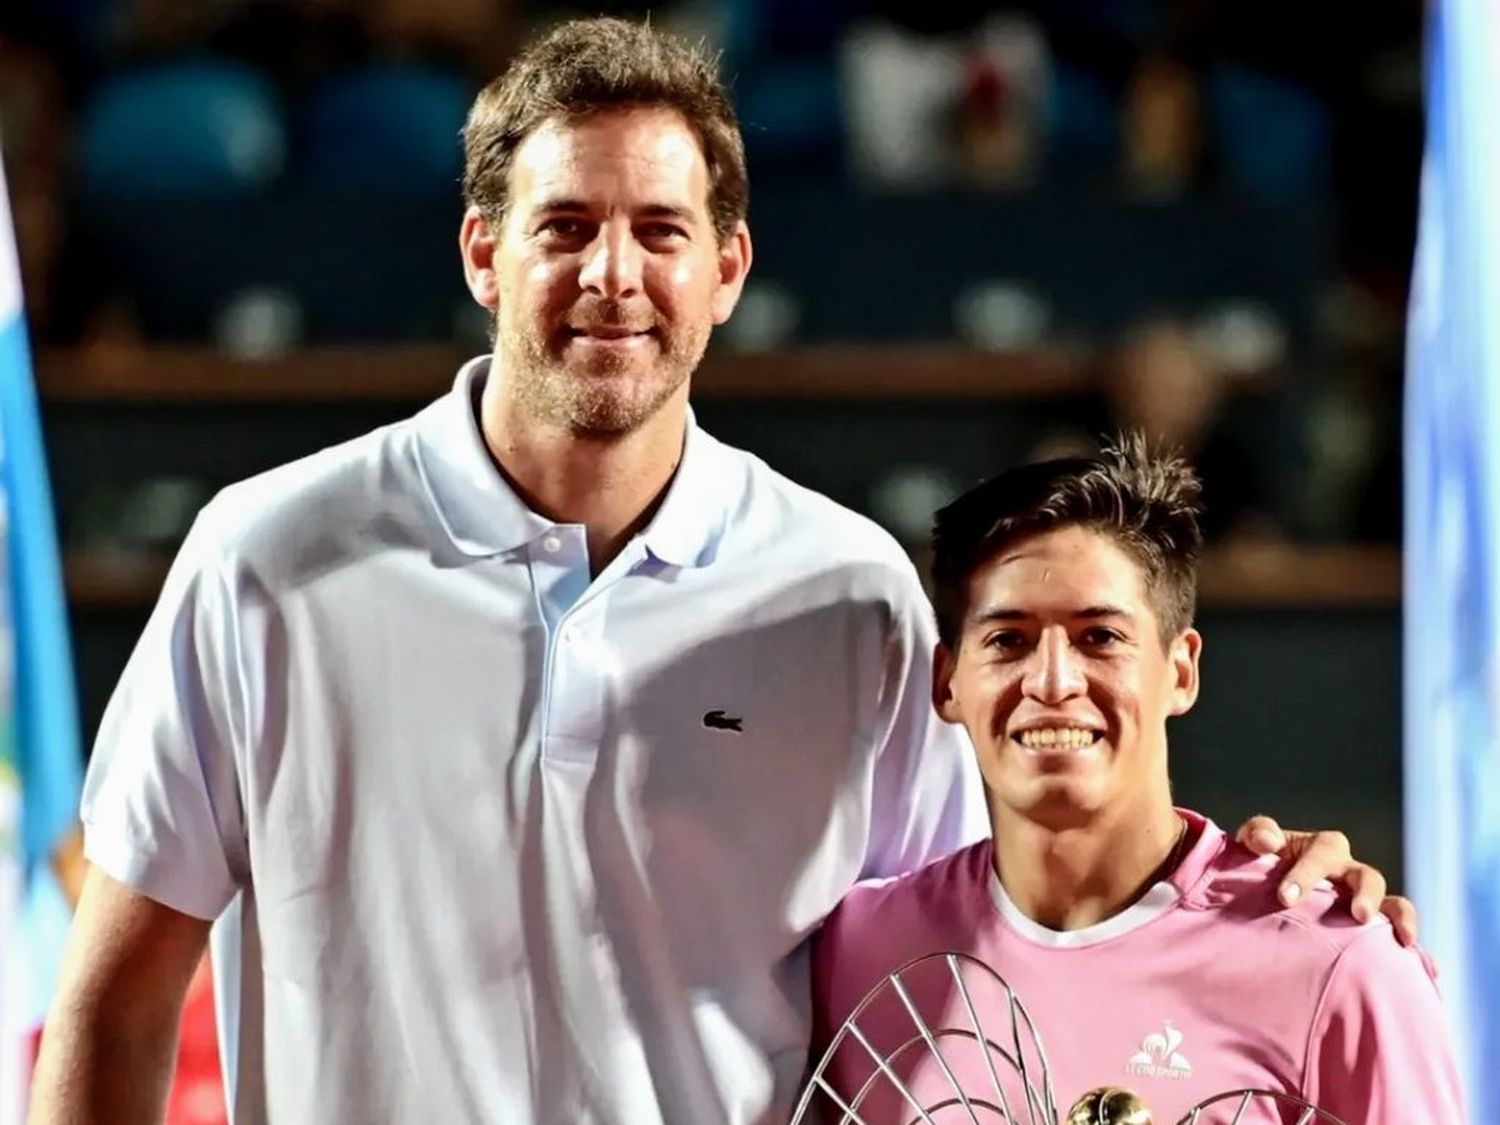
[635,412,730,569]
[983,810,1217,950]
[414,356,550,556]
[414,355,729,566]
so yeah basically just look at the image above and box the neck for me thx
[991,788,1185,932]
[479,371,690,574]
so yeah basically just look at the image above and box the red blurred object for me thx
[165,957,228,1125]
[963,52,1010,118]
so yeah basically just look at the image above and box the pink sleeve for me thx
[810,893,870,1053]
[809,909,842,1054]
[1303,924,1467,1123]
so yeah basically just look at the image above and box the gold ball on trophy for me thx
[1066,1086,1154,1125]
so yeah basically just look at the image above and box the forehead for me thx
[509,107,709,209]
[967,525,1153,617]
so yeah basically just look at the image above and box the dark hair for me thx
[930,432,1204,648]
[461,17,748,242]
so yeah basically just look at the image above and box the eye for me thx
[638,221,688,245]
[1079,627,1124,648]
[538,217,590,243]
[983,629,1030,654]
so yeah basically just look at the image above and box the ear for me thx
[459,206,501,311]
[710,220,753,324]
[932,640,965,724]
[1167,627,1202,717]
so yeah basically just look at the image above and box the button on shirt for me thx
[80,357,985,1125]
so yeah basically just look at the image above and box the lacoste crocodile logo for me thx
[702,710,743,733]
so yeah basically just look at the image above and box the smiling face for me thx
[460,105,751,436]
[934,524,1201,831]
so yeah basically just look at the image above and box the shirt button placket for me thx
[542,530,604,760]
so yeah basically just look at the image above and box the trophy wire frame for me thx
[791,951,1059,1124]
[794,952,1350,1125]
[1175,1089,1348,1124]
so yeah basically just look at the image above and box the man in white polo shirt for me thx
[31,17,1412,1125]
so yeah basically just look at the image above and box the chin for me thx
[569,379,685,436]
[998,775,1111,831]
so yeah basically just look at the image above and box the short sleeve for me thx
[80,505,250,920]
[1304,922,1467,1123]
[860,562,986,880]
[809,886,884,1071]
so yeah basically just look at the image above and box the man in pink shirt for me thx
[811,436,1465,1123]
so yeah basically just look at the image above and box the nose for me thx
[1022,625,1087,704]
[577,221,643,300]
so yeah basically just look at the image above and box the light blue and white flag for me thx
[1404,2,1500,1122]
[0,164,83,1122]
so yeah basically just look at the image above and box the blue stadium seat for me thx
[1209,65,1331,202]
[76,59,286,198]
[298,65,472,194]
[1047,64,1119,183]
[722,0,851,173]
[735,61,845,173]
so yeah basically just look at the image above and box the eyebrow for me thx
[970,605,1136,626]
[636,203,699,223]
[530,197,593,216]
[528,199,700,223]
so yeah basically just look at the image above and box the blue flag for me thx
[1404,2,1500,1122]
[0,164,84,1118]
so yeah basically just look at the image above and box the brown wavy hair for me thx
[461,17,748,243]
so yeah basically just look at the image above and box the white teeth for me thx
[1017,727,1099,750]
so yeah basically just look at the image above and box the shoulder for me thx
[1278,893,1441,1024]
[209,416,415,547]
[1310,912,1443,1012]
[183,413,423,587]
[813,841,990,1034]
[1301,910,1462,1120]
[1183,834,1419,968]
[711,433,925,595]
[820,840,989,955]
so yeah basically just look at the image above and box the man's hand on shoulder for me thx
[1234,814,1420,951]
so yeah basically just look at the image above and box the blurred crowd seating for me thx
[2,0,1419,576]
[3,0,1410,334]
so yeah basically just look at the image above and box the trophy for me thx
[1065,1088,1152,1124]
[792,953,1348,1125]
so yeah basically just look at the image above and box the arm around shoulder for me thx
[28,867,213,1125]
[1304,922,1467,1123]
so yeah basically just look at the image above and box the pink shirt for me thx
[811,813,1465,1124]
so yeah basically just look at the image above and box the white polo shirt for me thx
[81,357,984,1125]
